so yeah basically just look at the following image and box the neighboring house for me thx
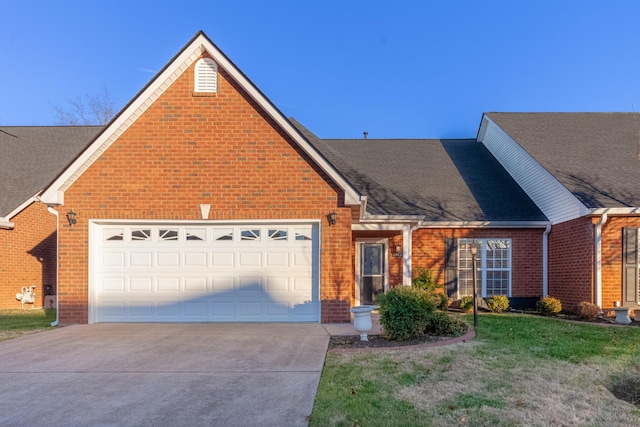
[480,113,640,311]
[0,126,102,309]
[1,32,638,323]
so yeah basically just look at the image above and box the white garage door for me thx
[90,222,320,323]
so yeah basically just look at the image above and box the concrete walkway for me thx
[0,323,330,427]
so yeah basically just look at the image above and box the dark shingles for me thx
[0,126,103,217]
[487,113,640,209]
[290,119,545,221]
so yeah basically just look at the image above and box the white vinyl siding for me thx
[478,117,586,224]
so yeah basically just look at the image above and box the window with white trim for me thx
[194,58,218,93]
[457,239,511,297]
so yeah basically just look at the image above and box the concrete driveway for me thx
[0,323,330,427]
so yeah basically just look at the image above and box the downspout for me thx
[403,222,422,286]
[46,206,60,327]
[542,224,551,296]
[595,213,608,309]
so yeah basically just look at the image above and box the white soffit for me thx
[40,32,361,207]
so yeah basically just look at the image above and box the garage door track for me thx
[0,323,330,426]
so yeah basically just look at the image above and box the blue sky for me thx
[1,1,639,138]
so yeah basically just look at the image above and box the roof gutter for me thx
[0,218,14,229]
[594,213,608,310]
[45,205,60,327]
[418,220,551,229]
[588,207,640,216]
[542,224,551,296]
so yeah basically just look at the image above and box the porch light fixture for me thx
[66,210,77,227]
[470,241,480,328]
[327,211,337,226]
[392,244,402,258]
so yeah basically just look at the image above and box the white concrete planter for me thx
[351,305,377,341]
[613,308,631,325]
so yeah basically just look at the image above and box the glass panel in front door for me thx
[362,244,384,305]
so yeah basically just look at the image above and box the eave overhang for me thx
[39,31,361,207]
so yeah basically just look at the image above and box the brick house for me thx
[2,32,639,323]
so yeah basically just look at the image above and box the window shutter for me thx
[444,238,458,298]
[622,227,639,306]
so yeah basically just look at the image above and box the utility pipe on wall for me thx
[402,223,422,286]
[542,224,551,296]
[594,213,608,309]
[46,206,60,327]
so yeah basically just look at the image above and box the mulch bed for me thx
[328,333,462,350]
[328,309,640,351]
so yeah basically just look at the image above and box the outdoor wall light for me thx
[327,211,337,226]
[392,244,403,258]
[66,210,77,226]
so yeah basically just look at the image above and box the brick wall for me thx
[600,216,640,308]
[350,228,544,300]
[57,55,352,323]
[547,216,594,312]
[412,228,545,297]
[0,202,57,309]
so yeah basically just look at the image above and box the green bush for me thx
[459,295,474,312]
[412,268,437,292]
[577,301,599,320]
[537,296,562,316]
[376,287,436,341]
[424,311,469,336]
[430,292,450,311]
[486,295,510,313]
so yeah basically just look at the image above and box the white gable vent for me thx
[194,58,218,93]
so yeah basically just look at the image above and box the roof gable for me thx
[39,31,360,207]
[485,112,640,211]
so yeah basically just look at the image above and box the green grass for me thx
[310,314,640,426]
[0,309,57,341]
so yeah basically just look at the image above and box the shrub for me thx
[376,287,436,341]
[430,292,450,311]
[459,295,474,312]
[577,301,599,320]
[537,296,562,316]
[486,295,510,313]
[412,268,437,292]
[424,311,469,336]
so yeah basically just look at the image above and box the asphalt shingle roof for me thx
[487,113,640,209]
[291,118,546,222]
[0,126,103,217]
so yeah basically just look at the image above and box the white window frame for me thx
[457,238,512,298]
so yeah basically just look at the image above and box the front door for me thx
[360,243,386,305]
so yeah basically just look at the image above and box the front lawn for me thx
[0,309,56,342]
[311,314,640,426]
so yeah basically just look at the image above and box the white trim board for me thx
[40,32,361,207]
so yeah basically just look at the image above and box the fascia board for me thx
[418,220,552,229]
[361,214,424,222]
[588,207,640,216]
[198,36,361,205]
[40,32,361,207]
[5,197,37,222]
[353,223,410,231]
[0,218,14,229]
